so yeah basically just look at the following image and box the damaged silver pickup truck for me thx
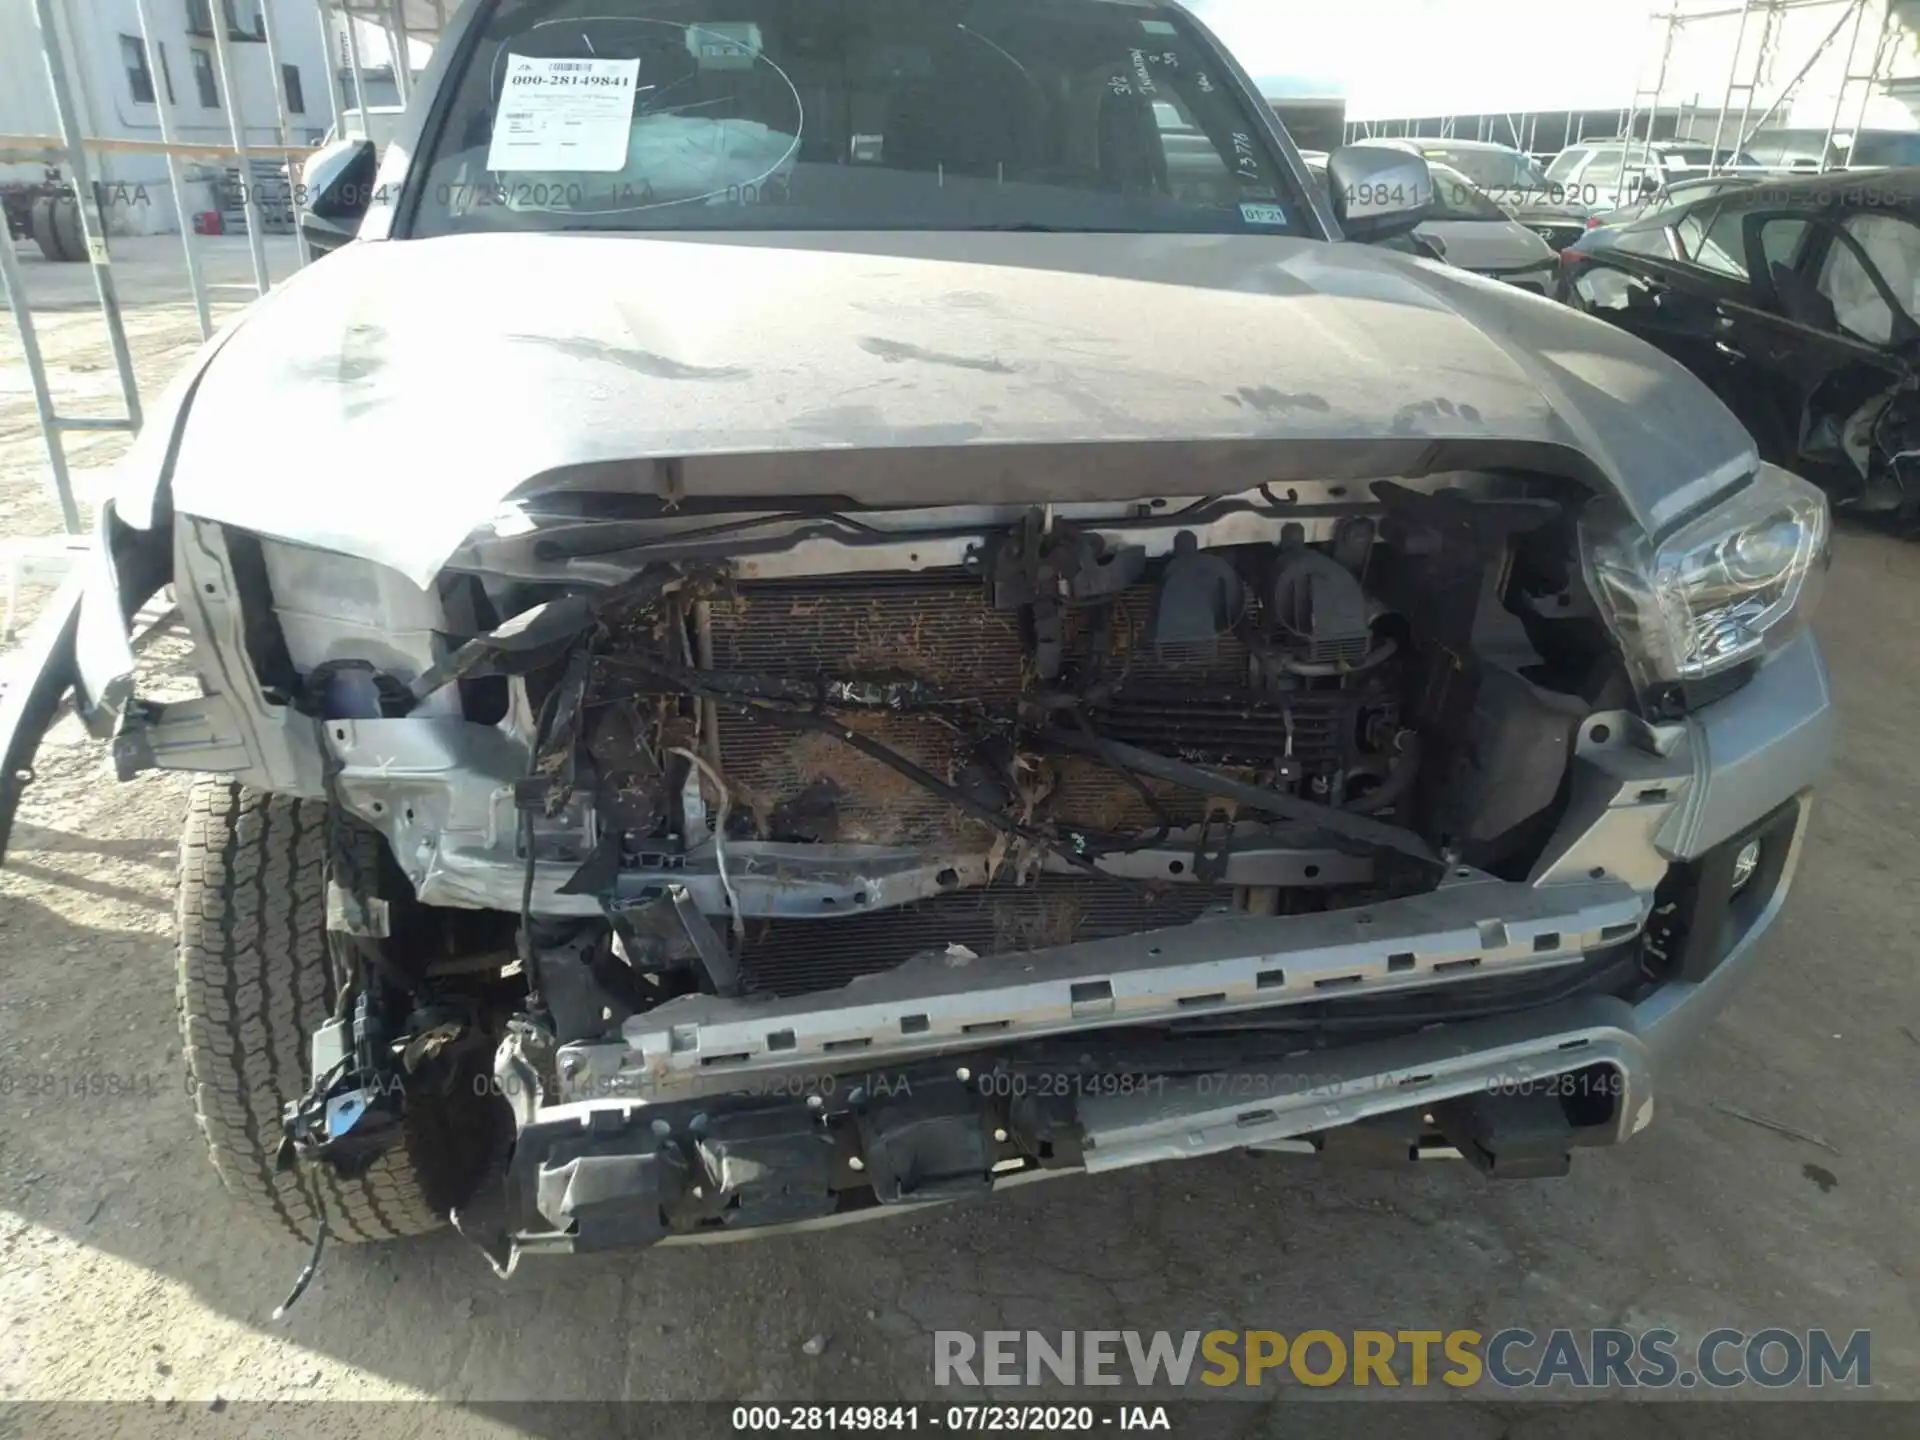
[0,0,1835,1281]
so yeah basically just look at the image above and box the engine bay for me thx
[341,477,1621,1024]
[229,471,1694,1268]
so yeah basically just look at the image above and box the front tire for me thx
[175,779,485,1243]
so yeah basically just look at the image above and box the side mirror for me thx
[297,138,377,260]
[1326,145,1432,243]
[1638,172,1661,197]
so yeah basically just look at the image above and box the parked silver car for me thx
[1545,138,1767,212]
[1306,152,1558,291]
[1356,136,1596,250]
[0,0,1833,1281]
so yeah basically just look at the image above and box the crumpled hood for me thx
[151,229,1757,587]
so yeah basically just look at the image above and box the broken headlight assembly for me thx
[1579,462,1831,701]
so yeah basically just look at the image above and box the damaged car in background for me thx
[1562,166,1920,524]
[0,0,1834,1289]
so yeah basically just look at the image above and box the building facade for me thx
[0,0,417,234]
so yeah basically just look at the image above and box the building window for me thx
[282,63,305,115]
[120,35,156,104]
[191,46,219,109]
[158,43,176,105]
[186,0,264,43]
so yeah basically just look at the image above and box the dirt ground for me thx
[1,235,1918,1430]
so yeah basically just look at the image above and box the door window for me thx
[1756,217,1810,270]
[1612,225,1674,258]
[1676,202,1748,277]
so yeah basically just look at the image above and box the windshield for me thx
[1413,145,1549,194]
[1656,145,1758,170]
[408,0,1311,236]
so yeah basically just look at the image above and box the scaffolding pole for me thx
[257,0,307,270]
[345,9,371,117]
[385,2,414,102]
[0,226,82,532]
[1622,10,1683,205]
[26,0,143,440]
[1727,4,1785,166]
[315,0,344,135]
[1820,0,1876,166]
[208,4,271,293]
[1842,6,1898,162]
[1734,0,1864,154]
[131,0,211,338]
[1707,0,1758,162]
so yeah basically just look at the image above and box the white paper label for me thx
[486,55,641,173]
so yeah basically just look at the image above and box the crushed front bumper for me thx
[467,783,1817,1268]
[453,632,1828,1267]
[479,799,1800,1266]
[486,992,1654,1263]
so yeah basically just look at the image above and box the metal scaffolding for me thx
[0,0,444,552]
[1340,0,1911,167]
[0,0,440,646]
[1624,0,1905,178]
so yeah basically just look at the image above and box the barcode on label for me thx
[548,61,593,72]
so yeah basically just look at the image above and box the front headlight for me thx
[1579,462,1830,696]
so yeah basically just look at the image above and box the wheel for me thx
[50,193,85,261]
[175,778,494,1243]
[28,195,67,261]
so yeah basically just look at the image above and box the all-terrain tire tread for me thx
[175,778,447,1244]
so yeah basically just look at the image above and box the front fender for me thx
[0,501,172,862]
[0,303,242,862]
[75,501,174,734]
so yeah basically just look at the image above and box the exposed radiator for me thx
[704,575,1385,842]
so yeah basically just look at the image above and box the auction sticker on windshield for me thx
[1240,201,1288,226]
[486,55,641,172]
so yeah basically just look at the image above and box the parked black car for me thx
[1586,172,1763,230]
[1554,175,1768,293]
[1561,167,1920,518]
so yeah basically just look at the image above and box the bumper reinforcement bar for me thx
[556,871,1647,1100]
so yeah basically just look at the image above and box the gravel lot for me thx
[1,235,1916,1430]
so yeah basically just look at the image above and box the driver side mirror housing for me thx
[1326,146,1433,243]
[297,138,377,260]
